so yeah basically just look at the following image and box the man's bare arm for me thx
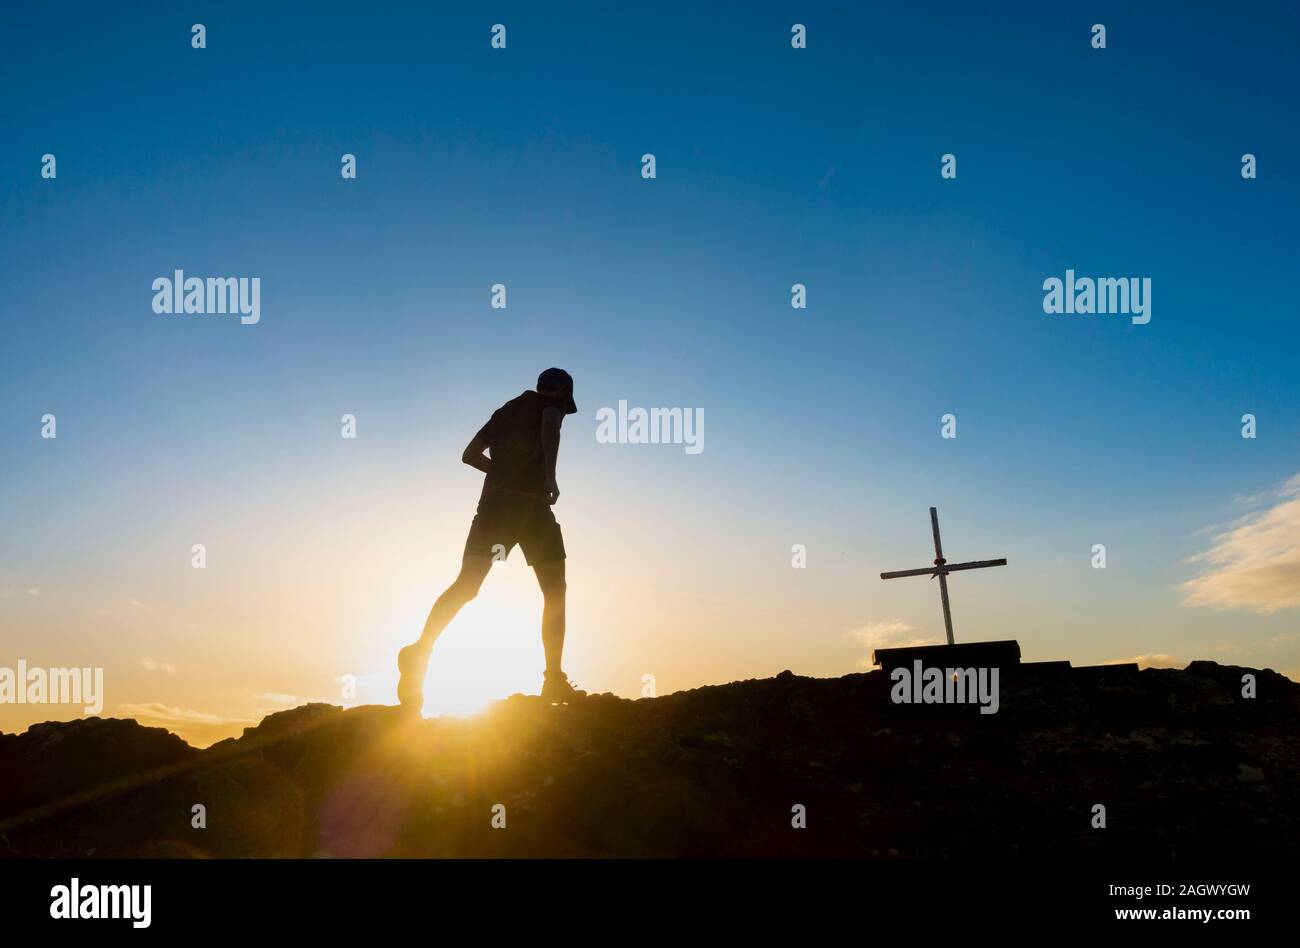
[462,434,491,475]
[541,405,563,504]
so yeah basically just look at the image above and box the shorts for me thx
[463,491,566,566]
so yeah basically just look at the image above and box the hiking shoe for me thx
[397,643,430,712]
[541,672,586,705]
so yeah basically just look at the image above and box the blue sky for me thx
[2,2,1298,742]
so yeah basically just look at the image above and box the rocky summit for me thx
[1,662,1296,858]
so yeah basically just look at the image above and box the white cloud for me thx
[1104,654,1182,669]
[850,620,932,668]
[117,702,237,725]
[116,703,254,748]
[1181,475,1300,614]
[260,692,304,706]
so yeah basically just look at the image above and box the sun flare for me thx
[418,563,547,717]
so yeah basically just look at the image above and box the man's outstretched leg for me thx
[534,559,583,703]
[398,554,493,711]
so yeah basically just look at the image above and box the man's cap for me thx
[537,367,578,415]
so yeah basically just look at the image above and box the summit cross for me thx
[879,507,1007,646]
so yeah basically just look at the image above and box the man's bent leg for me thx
[398,554,493,710]
[532,559,566,676]
[418,554,493,651]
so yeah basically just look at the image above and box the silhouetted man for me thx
[398,368,584,711]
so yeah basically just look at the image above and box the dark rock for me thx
[0,662,1297,858]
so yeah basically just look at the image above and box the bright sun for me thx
[418,563,547,717]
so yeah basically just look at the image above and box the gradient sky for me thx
[3,2,1298,745]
